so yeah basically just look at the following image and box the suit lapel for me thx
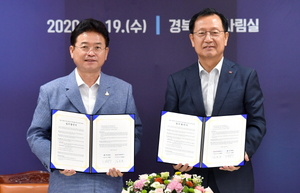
[186,63,206,116]
[92,72,110,114]
[212,58,236,115]
[65,71,86,113]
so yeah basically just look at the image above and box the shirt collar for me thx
[198,57,224,74]
[75,68,100,87]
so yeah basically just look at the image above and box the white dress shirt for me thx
[199,58,223,116]
[75,68,100,114]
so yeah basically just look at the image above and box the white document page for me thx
[92,114,134,172]
[202,115,246,168]
[51,110,90,172]
[158,111,203,167]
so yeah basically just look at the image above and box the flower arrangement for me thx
[122,171,213,193]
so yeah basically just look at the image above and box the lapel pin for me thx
[105,91,109,96]
[229,71,233,74]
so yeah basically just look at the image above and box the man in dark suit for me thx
[27,19,142,193]
[163,8,266,193]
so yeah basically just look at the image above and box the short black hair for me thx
[70,18,110,47]
[189,8,228,34]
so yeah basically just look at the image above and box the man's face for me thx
[189,14,229,62]
[69,31,109,74]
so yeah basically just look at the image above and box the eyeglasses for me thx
[74,45,106,54]
[193,30,225,38]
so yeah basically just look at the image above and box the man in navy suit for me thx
[27,18,142,192]
[163,8,266,193]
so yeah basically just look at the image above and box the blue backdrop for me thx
[1,1,300,192]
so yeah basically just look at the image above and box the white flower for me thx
[150,182,166,189]
[204,187,214,193]
[192,174,203,185]
[149,173,157,177]
[172,175,182,182]
[160,172,170,179]
[164,188,172,193]
[121,189,129,193]
[139,174,149,180]
[183,173,192,179]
